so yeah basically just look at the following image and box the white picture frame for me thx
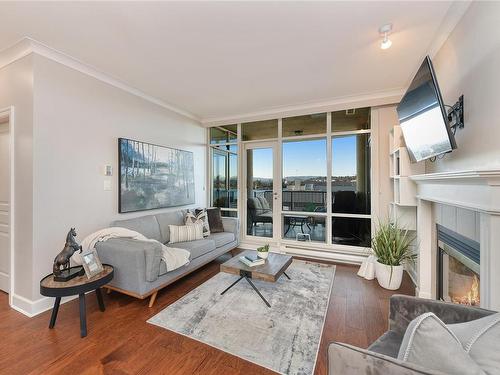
[81,249,104,279]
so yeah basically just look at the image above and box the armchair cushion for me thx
[257,196,271,211]
[368,330,403,358]
[328,342,439,375]
[397,312,485,375]
[449,313,500,374]
[389,295,494,336]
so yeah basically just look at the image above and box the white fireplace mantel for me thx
[411,169,500,215]
[410,169,500,311]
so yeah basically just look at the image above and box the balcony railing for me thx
[214,188,369,213]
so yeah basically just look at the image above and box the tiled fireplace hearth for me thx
[411,170,500,311]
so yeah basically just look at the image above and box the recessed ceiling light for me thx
[379,24,393,50]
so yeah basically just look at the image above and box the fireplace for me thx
[437,225,480,306]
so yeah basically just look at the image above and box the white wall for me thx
[428,1,500,172]
[0,55,35,302]
[30,55,206,301]
[0,54,206,313]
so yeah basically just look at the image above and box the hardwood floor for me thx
[0,253,414,375]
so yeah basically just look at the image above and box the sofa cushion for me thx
[112,215,162,243]
[398,312,485,374]
[368,330,403,359]
[155,211,185,243]
[167,239,216,260]
[207,232,235,248]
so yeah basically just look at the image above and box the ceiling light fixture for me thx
[379,24,393,50]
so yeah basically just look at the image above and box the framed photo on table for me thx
[81,249,104,279]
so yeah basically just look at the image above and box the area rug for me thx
[148,260,335,375]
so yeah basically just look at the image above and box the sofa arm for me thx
[328,342,439,375]
[389,295,494,335]
[96,238,163,290]
[222,217,240,241]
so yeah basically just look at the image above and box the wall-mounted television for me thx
[397,56,457,163]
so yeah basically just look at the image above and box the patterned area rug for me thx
[148,260,335,375]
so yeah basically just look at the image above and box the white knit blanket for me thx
[72,227,190,272]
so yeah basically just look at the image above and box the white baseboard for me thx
[282,247,365,265]
[239,241,366,265]
[0,271,9,293]
[11,293,77,317]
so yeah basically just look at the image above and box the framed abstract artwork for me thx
[118,138,195,213]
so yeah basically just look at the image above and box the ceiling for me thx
[0,1,457,123]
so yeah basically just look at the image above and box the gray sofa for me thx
[328,295,495,374]
[95,210,239,307]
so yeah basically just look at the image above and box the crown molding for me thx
[201,88,404,127]
[427,0,472,58]
[0,38,201,122]
[0,38,33,69]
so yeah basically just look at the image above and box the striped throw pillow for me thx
[168,224,204,244]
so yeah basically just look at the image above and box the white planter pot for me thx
[375,262,403,290]
[257,251,269,259]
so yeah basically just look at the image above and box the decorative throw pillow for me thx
[168,224,204,244]
[449,313,500,375]
[207,207,224,233]
[185,209,210,237]
[397,312,486,375]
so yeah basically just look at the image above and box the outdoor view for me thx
[282,139,327,241]
[212,145,237,211]
[212,108,371,246]
[247,148,274,237]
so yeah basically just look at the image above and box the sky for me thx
[251,136,359,179]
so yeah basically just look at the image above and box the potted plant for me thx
[257,244,270,260]
[372,220,416,290]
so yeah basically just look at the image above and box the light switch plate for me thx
[103,180,112,191]
[103,165,113,176]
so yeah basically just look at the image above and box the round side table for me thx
[40,264,114,338]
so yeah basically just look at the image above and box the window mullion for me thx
[327,112,332,245]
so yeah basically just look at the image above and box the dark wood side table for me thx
[40,264,114,338]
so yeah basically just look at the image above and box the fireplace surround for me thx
[437,224,480,306]
[411,169,500,311]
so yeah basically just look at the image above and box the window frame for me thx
[207,108,373,252]
[208,134,239,216]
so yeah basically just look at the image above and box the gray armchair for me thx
[328,295,495,374]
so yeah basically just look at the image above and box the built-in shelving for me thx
[388,125,424,230]
[389,125,422,286]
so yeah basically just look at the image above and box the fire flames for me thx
[452,275,480,306]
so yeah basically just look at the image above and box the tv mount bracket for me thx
[447,95,464,134]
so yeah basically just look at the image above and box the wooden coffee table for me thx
[220,250,293,307]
